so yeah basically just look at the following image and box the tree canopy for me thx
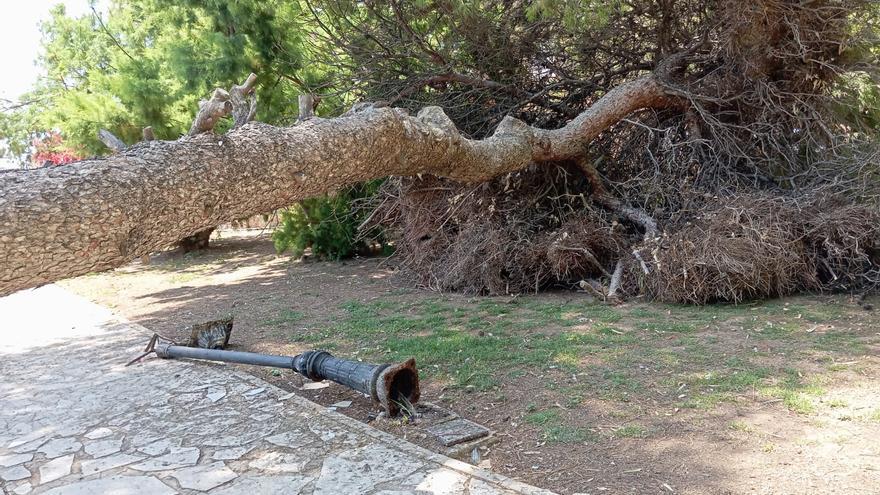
[2,0,328,161]
[1,0,878,302]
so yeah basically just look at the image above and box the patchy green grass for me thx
[525,409,560,425]
[544,425,596,443]
[311,299,657,391]
[637,321,698,334]
[613,425,648,438]
[758,369,826,414]
[729,420,754,433]
[678,363,770,409]
[291,295,871,421]
[265,309,305,326]
[525,408,596,443]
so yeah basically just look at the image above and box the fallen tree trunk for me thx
[0,75,673,296]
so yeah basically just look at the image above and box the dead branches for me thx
[634,195,880,304]
[189,73,258,135]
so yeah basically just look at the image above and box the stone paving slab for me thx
[0,286,556,495]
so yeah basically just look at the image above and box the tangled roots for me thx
[367,180,879,304]
[367,165,629,294]
[636,196,880,304]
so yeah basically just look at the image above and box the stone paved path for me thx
[0,286,555,495]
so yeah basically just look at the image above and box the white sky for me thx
[0,1,99,168]
[0,0,97,101]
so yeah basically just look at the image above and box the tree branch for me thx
[97,129,126,153]
[91,7,136,63]
[188,89,232,136]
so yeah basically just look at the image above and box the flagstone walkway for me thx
[0,285,554,495]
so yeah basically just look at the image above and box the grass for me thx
[758,369,825,414]
[525,409,560,425]
[525,408,596,443]
[285,294,870,419]
[729,420,754,433]
[265,309,305,326]
[637,321,698,334]
[677,363,770,409]
[613,425,648,438]
[316,299,654,391]
[544,425,595,443]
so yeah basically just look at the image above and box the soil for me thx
[61,230,880,495]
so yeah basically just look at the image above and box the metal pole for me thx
[156,343,296,369]
[153,343,419,416]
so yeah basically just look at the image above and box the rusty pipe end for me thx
[374,358,420,417]
[155,341,173,358]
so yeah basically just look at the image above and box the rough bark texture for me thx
[178,227,214,252]
[0,76,671,296]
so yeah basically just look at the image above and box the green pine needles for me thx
[272,181,389,260]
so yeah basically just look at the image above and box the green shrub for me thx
[272,181,388,260]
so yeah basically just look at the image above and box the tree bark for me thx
[178,227,214,252]
[0,76,674,296]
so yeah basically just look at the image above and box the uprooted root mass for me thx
[365,169,880,304]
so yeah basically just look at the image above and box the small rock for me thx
[40,475,175,495]
[210,475,313,495]
[404,469,469,494]
[301,381,330,390]
[11,436,48,454]
[207,386,227,403]
[8,430,49,450]
[330,401,352,408]
[243,387,265,397]
[249,413,274,422]
[265,431,306,448]
[138,438,174,456]
[468,478,513,495]
[212,446,253,461]
[248,452,307,473]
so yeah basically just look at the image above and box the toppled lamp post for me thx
[132,335,420,417]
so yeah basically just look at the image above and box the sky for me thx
[0,0,98,102]
[0,1,100,168]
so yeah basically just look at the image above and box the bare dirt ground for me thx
[61,230,880,495]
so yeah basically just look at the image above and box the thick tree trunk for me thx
[0,76,673,296]
[178,227,214,252]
